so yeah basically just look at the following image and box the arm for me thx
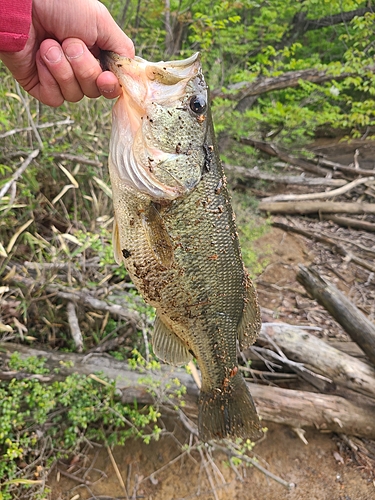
[0,0,134,106]
[0,0,32,52]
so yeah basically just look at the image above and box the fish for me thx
[102,51,262,441]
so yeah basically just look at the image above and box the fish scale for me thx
[104,51,262,441]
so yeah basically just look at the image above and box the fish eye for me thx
[189,95,207,115]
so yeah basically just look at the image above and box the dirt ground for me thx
[50,226,375,500]
[50,421,374,500]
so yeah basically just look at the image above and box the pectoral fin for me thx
[153,315,192,366]
[237,272,261,349]
[142,203,174,268]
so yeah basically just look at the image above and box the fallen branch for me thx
[239,138,328,176]
[1,341,375,439]
[261,177,373,203]
[297,265,375,367]
[224,164,347,187]
[241,138,375,178]
[272,220,375,273]
[67,301,83,352]
[313,156,375,178]
[260,323,375,400]
[259,200,375,215]
[320,214,375,233]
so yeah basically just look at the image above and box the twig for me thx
[0,118,74,139]
[198,446,220,500]
[273,220,375,273]
[0,149,39,201]
[67,302,84,352]
[261,176,373,203]
[6,273,140,325]
[57,469,92,485]
[50,153,103,167]
[214,443,295,490]
[15,82,43,149]
[106,444,129,499]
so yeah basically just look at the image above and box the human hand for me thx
[0,0,134,106]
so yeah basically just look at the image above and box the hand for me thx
[0,0,134,106]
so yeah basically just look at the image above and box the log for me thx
[1,341,375,439]
[259,200,375,215]
[259,323,375,400]
[297,265,375,367]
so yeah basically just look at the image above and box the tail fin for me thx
[198,374,262,442]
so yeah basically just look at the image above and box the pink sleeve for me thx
[0,0,32,52]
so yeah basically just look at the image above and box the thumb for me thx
[95,3,135,57]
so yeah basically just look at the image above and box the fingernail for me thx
[64,42,84,60]
[100,85,116,95]
[45,45,62,63]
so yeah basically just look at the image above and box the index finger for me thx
[95,3,135,57]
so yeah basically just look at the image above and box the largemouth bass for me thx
[103,51,262,441]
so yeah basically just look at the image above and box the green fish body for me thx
[104,52,262,441]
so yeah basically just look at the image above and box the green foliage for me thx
[0,353,163,499]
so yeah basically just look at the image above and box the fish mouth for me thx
[105,52,207,200]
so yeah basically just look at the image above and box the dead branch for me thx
[211,67,356,102]
[313,156,375,178]
[297,265,375,367]
[272,220,375,273]
[238,138,329,176]
[224,164,347,186]
[242,138,375,178]
[0,149,40,201]
[5,273,140,326]
[260,323,375,400]
[259,200,375,216]
[0,118,74,139]
[261,177,373,203]
[1,341,375,439]
[50,153,103,167]
[67,301,83,352]
[320,214,375,232]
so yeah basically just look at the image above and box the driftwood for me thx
[259,200,375,215]
[2,323,375,439]
[320,214,375,232]
[297,265,375,367]
[224,164,347,187]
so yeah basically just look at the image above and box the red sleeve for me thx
[0,0,32,52]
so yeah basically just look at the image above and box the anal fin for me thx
[152,315,192,366]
